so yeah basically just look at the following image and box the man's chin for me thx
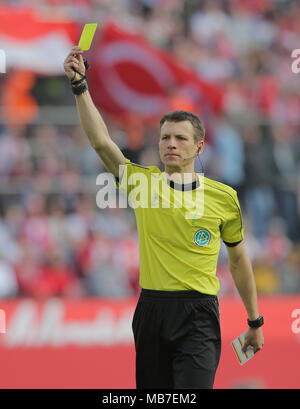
[163,160,182,171]
[164,155,181,162]
[163,160,180,169]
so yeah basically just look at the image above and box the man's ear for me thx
[197,141,204,155]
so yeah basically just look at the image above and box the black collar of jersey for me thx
[167,177,200,191]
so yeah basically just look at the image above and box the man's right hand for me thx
[63,46,86,82]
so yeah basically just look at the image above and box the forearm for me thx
[229,254,259,320]
[75,89,110,149]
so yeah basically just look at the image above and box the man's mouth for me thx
[165,153,179,157]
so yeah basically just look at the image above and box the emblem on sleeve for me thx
[194,229,211,247]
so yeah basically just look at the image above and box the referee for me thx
[64,47,264,389]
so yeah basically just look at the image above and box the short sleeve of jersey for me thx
[114,158,133,194]
[221,189,244,245]
[114,158,160,197]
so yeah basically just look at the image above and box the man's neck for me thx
[165,168,197,184]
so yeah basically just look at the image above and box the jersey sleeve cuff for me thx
[223,239,243,247]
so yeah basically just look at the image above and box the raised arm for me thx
[63,46,126,177]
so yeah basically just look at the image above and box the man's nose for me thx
[167,137,177,149]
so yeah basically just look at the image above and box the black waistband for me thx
[140,288,217,300]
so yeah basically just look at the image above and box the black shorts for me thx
[132,288,221,389]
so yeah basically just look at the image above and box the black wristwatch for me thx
[247,315,264,328]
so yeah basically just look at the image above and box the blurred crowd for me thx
[0,0,299,298]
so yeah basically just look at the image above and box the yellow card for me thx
[78,23,98,51]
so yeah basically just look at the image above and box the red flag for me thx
[0,6,77,74]
[88,22,224,121]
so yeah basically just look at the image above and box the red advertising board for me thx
[216,295,300,389]
[0,295,299,389]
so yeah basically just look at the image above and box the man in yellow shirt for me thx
[64,47,264,389]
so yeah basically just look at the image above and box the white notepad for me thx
[232,332,255,365]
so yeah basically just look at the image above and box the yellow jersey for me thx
[115,158,244,295]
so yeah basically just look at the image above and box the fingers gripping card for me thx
[232,332,255,365]
[78,23,98,51]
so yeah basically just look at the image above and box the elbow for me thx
[92,143,104,151]
[229,258,238,272]
[228,252,244,272]
[91,140,109,151]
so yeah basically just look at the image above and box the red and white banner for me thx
[88,22,224,120]
[0,10,223,118]
[0,295,299,389]
[0,6,78,74]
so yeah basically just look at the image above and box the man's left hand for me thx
[242,327,264,354]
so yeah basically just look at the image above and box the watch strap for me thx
[247,315,264,328]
